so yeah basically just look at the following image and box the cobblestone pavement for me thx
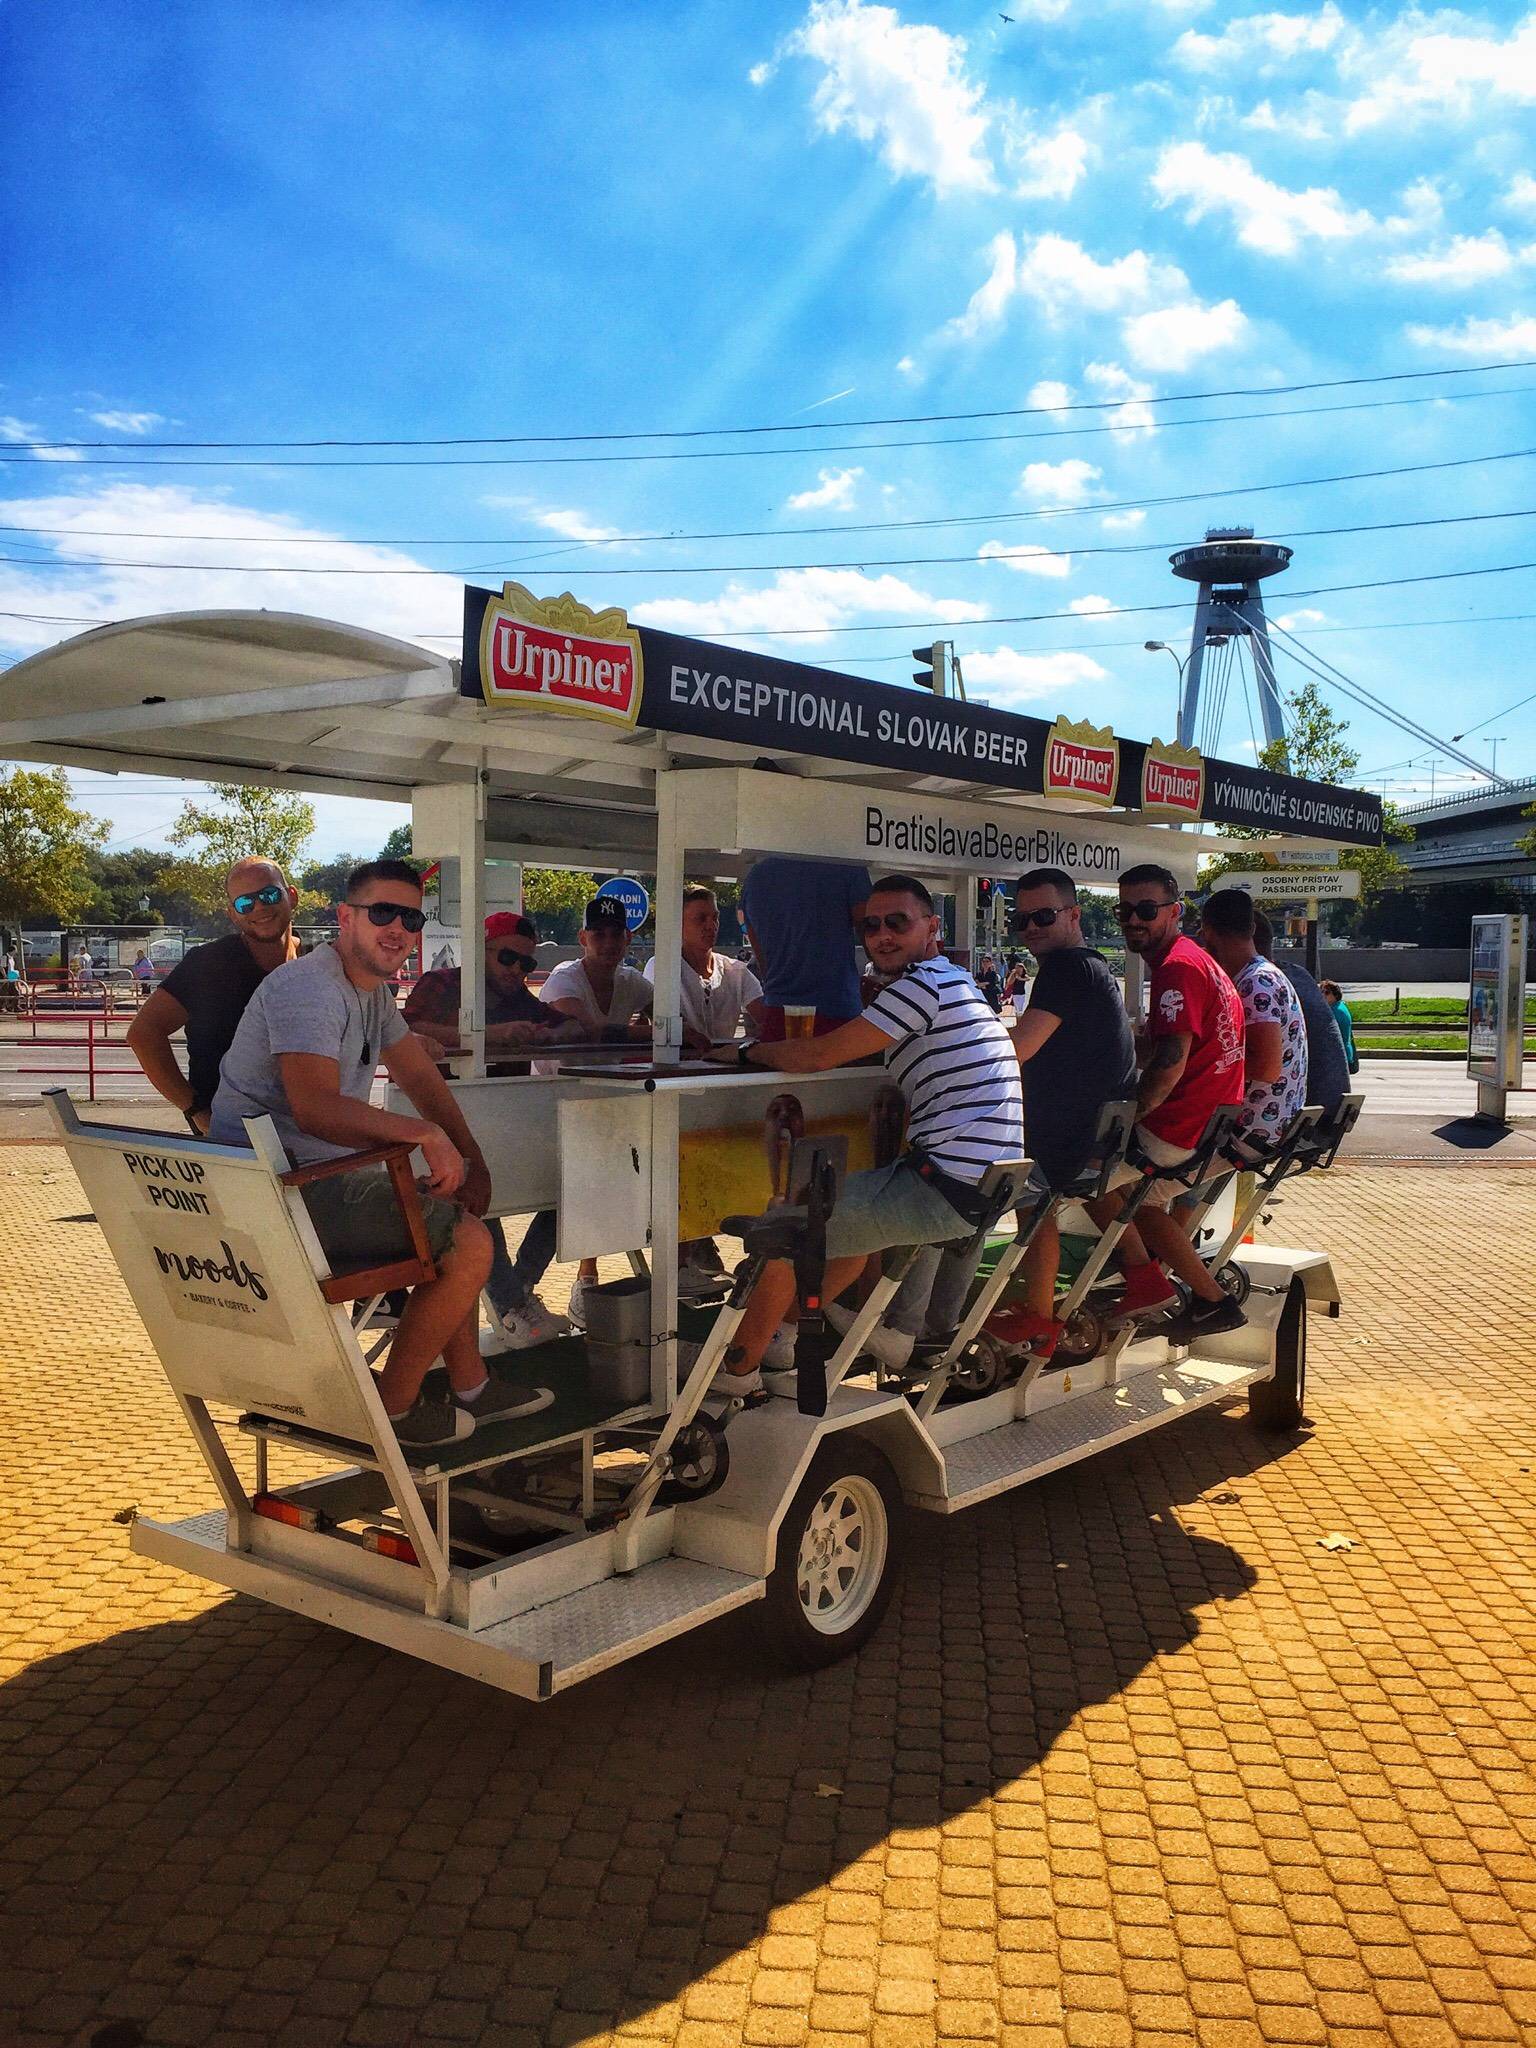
[3,1149,1535,2048]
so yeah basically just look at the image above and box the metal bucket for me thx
[583,1276,652,1405]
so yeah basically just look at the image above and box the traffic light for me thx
[913,644,937,691]
[912,640,955,694]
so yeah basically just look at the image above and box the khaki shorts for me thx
[1105,1124,1196,1208]
[301,1165,459,1276]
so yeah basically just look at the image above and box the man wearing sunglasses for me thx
[702,873,1024,1398]
[984,868,1137,1359]
[127,857,301,1133]
[210,860,552,1446]
[1084,862,1248,1340]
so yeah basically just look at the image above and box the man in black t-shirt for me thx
[126,858,299,1131]
[994,866,1136,1358]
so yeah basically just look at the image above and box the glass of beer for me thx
[783,1004,816,1041]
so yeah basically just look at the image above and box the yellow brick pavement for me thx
[2,1149,1535,2048]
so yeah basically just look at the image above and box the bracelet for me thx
[736,1041,758,1068]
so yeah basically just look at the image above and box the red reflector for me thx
[364,1527,419,1566]
[253,1492,321,1532]
[1242,1232,1255,1244]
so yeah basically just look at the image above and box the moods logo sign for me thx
[1140,738,1205,821]
[1042,716,1119,809]
[479,581,644,730]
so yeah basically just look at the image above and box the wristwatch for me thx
[736,1041,759,1068]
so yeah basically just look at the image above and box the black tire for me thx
[1214,1260,1252,1307]
[658,1414,730,1504]
[761,1437,905,1671]
[1053,1302,1106,1369]
[1249,1279,1307,1430]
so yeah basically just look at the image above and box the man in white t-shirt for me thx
[646,885,765,1297]
[704,873,1024,1397]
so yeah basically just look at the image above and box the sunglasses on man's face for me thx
[230,885,286,915]
[1115,897,1179,925]
[860,910,922,936]
[495,947,536,971]
[357,900,427,934]
[1015,906,1061,931]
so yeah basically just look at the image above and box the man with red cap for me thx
[404,911,582,1349]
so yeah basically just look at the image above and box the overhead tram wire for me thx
[5,382,1536,470]
[11,356,1536,452]
[6,445,1534,550]
[13,501,1536,581]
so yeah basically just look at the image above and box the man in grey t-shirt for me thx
[211,859,550,1448]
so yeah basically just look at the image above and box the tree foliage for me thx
[1518,801,1536,861]
[0,767,109,932]
[165,783,318,915]
[82,848,205,928]
[522,867,597,943]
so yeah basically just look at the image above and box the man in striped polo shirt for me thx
[704,872,1024,1397]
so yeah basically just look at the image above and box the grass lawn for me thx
[1357,1032,1536,1052]
[1350,996,1536,1024]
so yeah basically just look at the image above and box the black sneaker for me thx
[455,1378,556,1423]
[389,1394,475,1446]
[1165,1294,1247,1345]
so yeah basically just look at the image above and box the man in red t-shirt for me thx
[1087,863,1248,1341]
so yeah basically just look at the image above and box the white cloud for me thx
[1242,97,1333,140]
[1068,594,1115,615]
[1012,126,1091,201]
[0,482,468,658]
[1384,231,1534,286]
[1175,5,1347,70]
[961,646,1107,702]
[785,0,994,195]
[785,465,864,512]
[895,354,920,379]
[1027,380,1072,411]
[1084,360,1157,440]
[944,230,1021,341]
[1504,173,1536,215]
[1406,312,1536,354]
[1020,458,1103,505]
[1016,233,1186,315]
[86,409,165,435]
[1383,178,1445,236]
[1101,507,1146,532]
[528,506,624,542]
[0,415,83,463]
[748,60,775,86]
[978,539,1072,578]
[1341,12,1536,133]
[1004,0,1071,19]
[1151,141,1373,257]
[630,566,985,641]
[1122,296,1247,370]
[1276,608,1327,629]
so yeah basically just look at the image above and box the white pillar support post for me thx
[953,874,977,969]
[456,774,489,1079]
[651,777,685,1063]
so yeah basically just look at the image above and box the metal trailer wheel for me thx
[1214,1260,1252,1307]
[1249,1278,1307,1430]
[658,1414,731,1504]
[761,1438,905,1670]
[1053,1302,1106,1369]
[947,1330,1020,1403]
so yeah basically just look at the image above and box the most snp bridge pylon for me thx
[1170,526,1293,763]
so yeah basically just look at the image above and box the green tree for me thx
[523,866,596,943]
[297,853,367,926]
[165,782,318,915]
[0,766,109,933]
[1199,681,1410,919]
[1517,802,1536,860]
[379,821,421,863]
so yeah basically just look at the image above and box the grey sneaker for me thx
[389,1394,475,1446]
[457,1377,557,1423]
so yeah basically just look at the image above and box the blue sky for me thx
[3,0,1536,857]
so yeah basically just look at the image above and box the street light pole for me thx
[1144,641,1186,732]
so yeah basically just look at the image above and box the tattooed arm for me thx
[1137,1030,1192,1116]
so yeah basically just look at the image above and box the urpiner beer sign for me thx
[479,581,644,730]
[1140,738,1205,821]
[1042,716,1119,809]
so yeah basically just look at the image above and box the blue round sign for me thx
[597,875,650,932]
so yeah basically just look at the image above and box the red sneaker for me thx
[1104,1262,1177,1326]
[985,1304,1065,1358]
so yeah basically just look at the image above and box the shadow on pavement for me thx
[0,1412,1300,2048]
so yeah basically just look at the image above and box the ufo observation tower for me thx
[1168,528,1293,761]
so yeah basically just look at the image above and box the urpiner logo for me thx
[479,581,644,729]
[1159,987,1186,1023]
[1042,716,1119,809]
[1141,739,1205,821]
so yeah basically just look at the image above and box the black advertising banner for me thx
[462,583,1385,847]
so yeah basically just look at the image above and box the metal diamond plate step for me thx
[477,1558,764,1691]
[931,1359,1263,1512]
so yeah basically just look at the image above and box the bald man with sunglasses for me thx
[127,857,301,1133]
[209,859,550,1446]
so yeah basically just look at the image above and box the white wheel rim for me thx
[795,1474,887,1635]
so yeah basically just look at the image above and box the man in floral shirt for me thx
[1199,889,1307,1143]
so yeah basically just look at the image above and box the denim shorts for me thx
[823,1158,975,1261]
[301,1166,459,1276]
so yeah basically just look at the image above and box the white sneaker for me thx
[566,1277,593,1327]
[677,1339,764,1402]
[677,1256,728,1299]
[480,1298,571,1356]
[823,1300,915,1373]
[762,1321,797,1371]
